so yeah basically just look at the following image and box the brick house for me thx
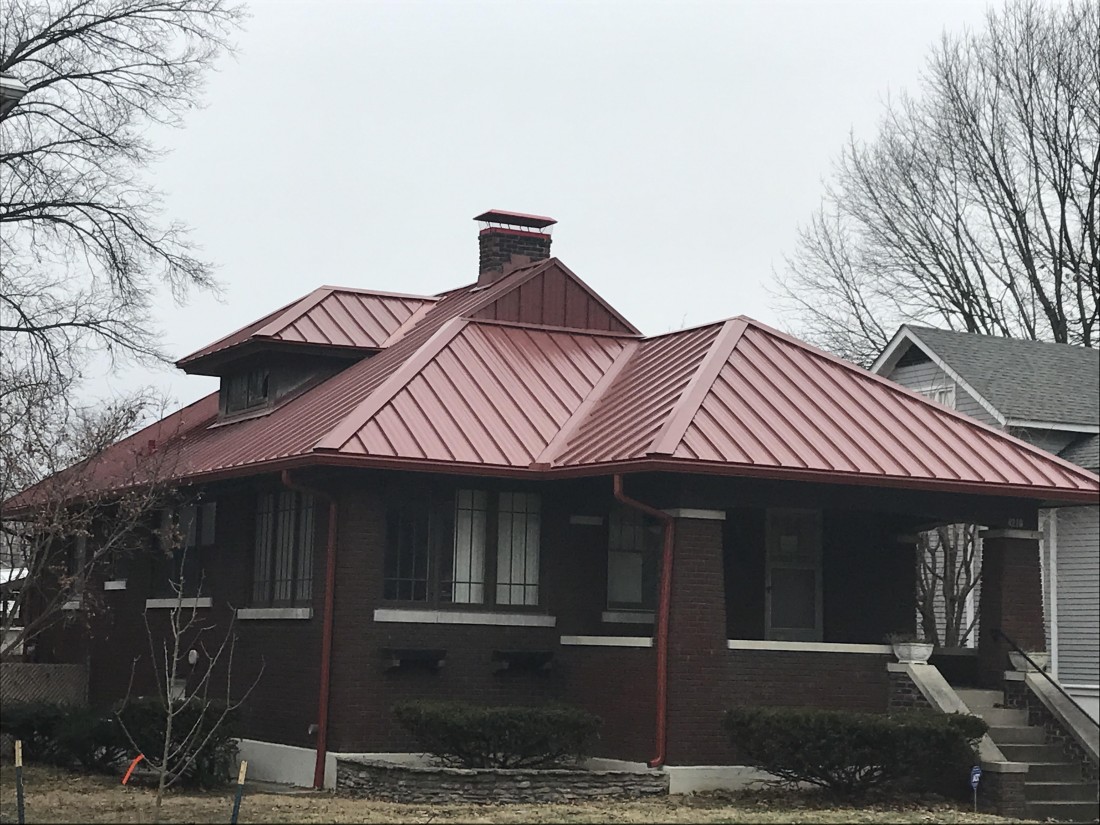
[8,211,1098,792]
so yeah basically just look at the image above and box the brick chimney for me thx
[475,209,556,285]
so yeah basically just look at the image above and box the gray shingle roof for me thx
[1060,434,1099,473]
[905,326,1099,427]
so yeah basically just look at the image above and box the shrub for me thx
[114,696,238,788]
[392,700,602,768]
[724,707,987,798]
[0,702,127,772]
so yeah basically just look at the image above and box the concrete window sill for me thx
[601,610,654,624]
[373,608,556,628]
[559,635,653,648]
[237,607,312,621]
[145,597,213,609]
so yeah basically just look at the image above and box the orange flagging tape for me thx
[122,753,145,785]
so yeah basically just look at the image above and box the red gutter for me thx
[612,474,674,769]
[281,470,337,790]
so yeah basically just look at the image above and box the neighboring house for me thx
[5,211,1097,788]
[875,326,1100,719]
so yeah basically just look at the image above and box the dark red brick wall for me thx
[478,228,551,280]
[34,473,921,766]
[36,483,325,748]
[978,534,1045,684]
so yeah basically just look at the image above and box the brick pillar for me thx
[665,510,730,765]
[977,529,1045,685]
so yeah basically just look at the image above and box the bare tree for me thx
[778,0,1099,367]
[117,541,261,825]
[0,396,193,659]
[0,0,244,648]
[916,524,980,648]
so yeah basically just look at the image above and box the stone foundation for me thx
[336,757,669,803]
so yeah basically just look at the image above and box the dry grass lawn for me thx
[0,765,1034,824]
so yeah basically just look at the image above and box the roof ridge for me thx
[175,297,305,366]
[647,318,749,456]
[534,339,640,467]
[543,258,641,335]
[464,317,638,338]
[905,324,1099,352]
[313,317,470,453]
[254,287,333,339]
[317,285,438,301]
[747,317,1100,484]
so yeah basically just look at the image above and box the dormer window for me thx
[224,367,271,414]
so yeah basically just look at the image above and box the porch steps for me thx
[955,687,1098,822]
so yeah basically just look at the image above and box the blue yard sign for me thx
[971,764,982,812]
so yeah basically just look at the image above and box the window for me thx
[156,502,216,597]
[764,509,822,642]
[607,508,660,611]
[224,368,271,414]
[252,491,314,607]
[384,489,542,608]
[919,382,956,409]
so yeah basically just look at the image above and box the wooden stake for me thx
[230,760,248,824]
[15,739,26,825]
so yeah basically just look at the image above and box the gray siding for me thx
[887,362,997,426]
[1054,505,1100,687]
[1010,427,1077,457]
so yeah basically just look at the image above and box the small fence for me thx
[0,663,87,706]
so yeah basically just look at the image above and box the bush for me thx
[393,700,602,768]
[724,707,987,798]
[0,702,127,772]
[115,696,238,788]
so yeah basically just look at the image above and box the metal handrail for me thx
[992,627,1100,728]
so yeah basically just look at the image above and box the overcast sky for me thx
[103,0,997,409]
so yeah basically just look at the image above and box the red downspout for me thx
[281,470,337,790]
[612,474,674,769]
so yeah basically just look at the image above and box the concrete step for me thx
[1026,799,1100,823]
[956,688,1004,710]
[988,724,1047,744]
[978,706,1029,726]
[999,743,1069,763]
[1028,762,1089,783]
[1026,781,1100,802]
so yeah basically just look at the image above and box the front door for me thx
[765,508,823,642]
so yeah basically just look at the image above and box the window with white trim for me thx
[919,382,956,409]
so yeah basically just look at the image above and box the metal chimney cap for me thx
[474,210,557,230]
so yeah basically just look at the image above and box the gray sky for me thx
[103,0,996,409]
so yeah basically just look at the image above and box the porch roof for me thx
[7,261,1099,511]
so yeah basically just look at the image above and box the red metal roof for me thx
[177,287,436,371]
[10,261,1098,510]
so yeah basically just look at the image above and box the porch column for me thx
[977,528,1045,685]
[664,509,730,765]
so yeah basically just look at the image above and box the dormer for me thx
[177,286,436,419]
